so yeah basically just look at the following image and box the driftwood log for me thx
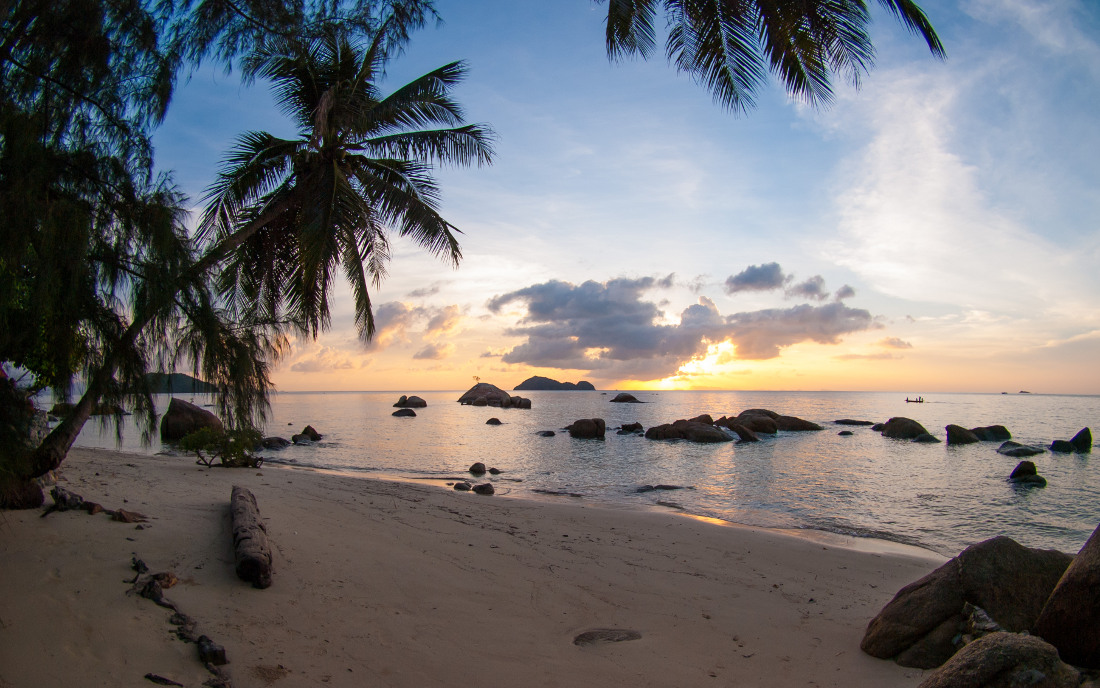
[230,485,273,588]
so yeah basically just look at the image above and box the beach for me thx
[1,447,947,687]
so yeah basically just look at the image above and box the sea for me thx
[71,389,1100,557]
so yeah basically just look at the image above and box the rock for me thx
[568,418,606,439]
[946,425,980,445]
[1050,440,1074,453]
[714,417,760,442]
[1007,457,1047,486]
[738,408,780,419]
[472,483,495,495]
[636,484,685,493]
[645,419,733,443]
[469,462,487,474]
[160,398,224,442]
[301,425,323,441]
[617,422,644,435]
[485,418,502,425]
[488,468,502,475]
[513,376,595,391]
[835,419,875,426]
[1033,521,1100,668]
[510,396,532,409]
[609,392,642,403]
[774,415,823,431]
[453,481,472,491]
[260,437,290,450]
[881,417,930,440]
[734,412,779,434]
[393,395,427,408]
[838,430,854,436]
[392,408,417,417]
[458,383,529,409]
[871,423,885,431]
[197,635,228,666]
[861,536,1073,669]
[1070,427,1092,453]
[917,632,1078,688]
[537,430,556,437]
[970,425,1012,442]
[914,433,942,443]
[999,442,1044,458]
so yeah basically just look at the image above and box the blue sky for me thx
[153,0,1100,393]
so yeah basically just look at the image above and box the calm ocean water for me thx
[72,389,1099,556]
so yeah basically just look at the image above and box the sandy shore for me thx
[0,448,946,687]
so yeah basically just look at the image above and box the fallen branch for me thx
[230,486,273,589]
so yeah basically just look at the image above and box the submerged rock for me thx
[1050,440,1074,453]
[969,425,1012,442]
[609,392,642,403]
[645,420,732,443]
[617,422,643,435]
[998,441,1044,458]
[914,433,942,443]
[1070,427,1092,453]
[835,419,875,426]
[1008,461,1046,486]
[881,417,929,440]
[567,418,606,439]
[392,408,417,417]
[945,425,980,445]
[393,395,427,408]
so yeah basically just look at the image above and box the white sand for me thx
[0,448,946,687]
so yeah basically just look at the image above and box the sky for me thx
[153,0,1100,394]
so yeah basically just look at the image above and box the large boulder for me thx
[392,408,417,417]
[881,417,930,440]
[714,417,759,442]
[393,395,427,408]
[774,415,822,431]
[160,398,223,441]
[1007,461,1046,487]
[609,393,642,403]
[735,413,778,434]
[970,425,1012,442]
[861,536,1073,669]
[457,383,531,409]
[645,420,732,443]
[946,425,980,445]
[1032,522,1100,668]
[917,632,1078,688]
[1070,427,1092,453]
[567,418,606,439]
[738,408,779,419]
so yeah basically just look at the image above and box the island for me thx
[513,376,596,391]
[144,372,218,394]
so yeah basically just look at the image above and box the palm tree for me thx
[601,0,945,113]
[196,26,494,341]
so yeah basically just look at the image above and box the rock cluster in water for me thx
[457,382,531,409]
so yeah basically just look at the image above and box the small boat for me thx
[905,396,925,403]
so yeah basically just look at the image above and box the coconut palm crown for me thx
[198,25,494,341]
[602,0,945,113]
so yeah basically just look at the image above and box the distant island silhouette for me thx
[513,376,595,391]
[145,372,217,394]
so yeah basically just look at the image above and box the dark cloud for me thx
[724,263,789,294]
[406,281,446,299]
[490,278,880,379]
[834,284,856,301]
[878,337,914,349]
[726,302,879,359]
[785,275,829,301]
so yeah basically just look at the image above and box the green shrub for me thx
[180,427,263,468]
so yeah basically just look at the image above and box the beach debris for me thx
[1033,521,1100,669]
[918,632,1079,688]
[197,635,228,666]
[970,425,1012,441]
[645,419,730,443]
[567,418,606,440]
[913,433,941,444]
[945,425,980,445]
[160,398,224,442]
[457,383,531,409]
[132,557,149,574]
[537,430,556,437]
[472,483,495,495]
[608,393,643,403]
[40,485,85,516]
[835,419,875,426]
[393,395,427,408]
[485,417,502,425]
[453,481,472,491]
[112,508,149,523]
[469,462,486,474]
[83,501,103,514]
[144,674,184,686]
[573,628,642,646]
[391,408,416,417]
[230,485,274,589]
[954,603,1004,649]
[880,417,930,440]
[998,442,1045,458]
[861,536,1072,669]
[1008,462,1046,487]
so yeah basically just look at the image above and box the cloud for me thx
[834,352,904,361]
[406,281,448,299]
[724,262,789,294]
[878,337,914,349]
[413,343,456,360]
[364,301,466,352]
[424,305,465,338]
[490,278,881,379]
[834,285,856,301]
[785,275,829,301]
[727,303,880,359]
[289,346,359,373]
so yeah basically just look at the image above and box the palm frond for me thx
[876,0,945,58]
[605,0,662,60]
[351,124,495,167]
